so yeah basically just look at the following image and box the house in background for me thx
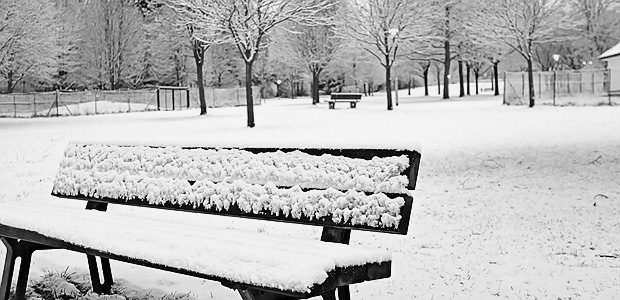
[599,42,620,93]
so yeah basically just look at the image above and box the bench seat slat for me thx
[0,202,391,295]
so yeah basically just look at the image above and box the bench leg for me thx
[329,102,335,109]
[321,288,350,300]
[237,288,297,300]
[320,228,352,300]
[1,237,51,300]
[0,238,17,300]
[87,255,113,294]
[338,286,351,300]
[350,102,356,108]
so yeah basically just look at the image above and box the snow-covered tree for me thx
[0,0,59,93]
[572,0,620,58]
[282,4,342,104]
[79,0,146,90]
[207,44,242,87]
[52,3,84,90]
[341,0,429,110]
[170,0,335,127]
[423,0,482,99]
[480,0,576,107]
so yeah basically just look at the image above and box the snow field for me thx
[0,90,619,299]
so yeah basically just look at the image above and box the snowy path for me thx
[1,93,619,299]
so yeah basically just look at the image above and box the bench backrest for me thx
[52,144,421,235]
[330,93,363,100]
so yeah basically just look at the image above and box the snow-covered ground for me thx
[1,88,619,300]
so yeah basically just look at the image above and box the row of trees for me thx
[1,0,619,126]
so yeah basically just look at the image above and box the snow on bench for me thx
[0,142,421,300]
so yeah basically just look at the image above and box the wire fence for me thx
[189,86,262,108]
[0,86,262,118]
[0,89,159,118]
[503,69,618,106]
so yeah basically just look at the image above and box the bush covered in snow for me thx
[13,269,195,300]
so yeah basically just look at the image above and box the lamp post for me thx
[276,80,282,99]
[552,54,560,105]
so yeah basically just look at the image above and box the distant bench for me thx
[0,143,421,300]
[327,93,363,109]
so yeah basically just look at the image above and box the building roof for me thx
[599,41,620,60]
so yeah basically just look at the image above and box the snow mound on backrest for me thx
[53,144,411,229]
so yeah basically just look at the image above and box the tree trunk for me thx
[466,63,471,96]
[7,71,14,93]
[458,60,464,97]
[475,71,479,95]
[443,40,450,99]
[110,74,115,91]
[193,40,207,115]
[385,65,393,110]
[245,60,255,127]
[436,65,441,95]
[423,66,429,96]
[527,58,535,107]
[493,62,499,96]
[408,77,411,95]
[311,69,321,105]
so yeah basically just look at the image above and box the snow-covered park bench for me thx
[327,93,363,109]
[0,142,421,300]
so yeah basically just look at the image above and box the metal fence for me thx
[503,69,617,106]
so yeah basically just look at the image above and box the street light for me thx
[552,54,560,105]
[276,80,282,99]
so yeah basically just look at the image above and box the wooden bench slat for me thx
[53,145,420,235]
[0,203,391,297]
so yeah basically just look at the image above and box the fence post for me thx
[95,92,98,114]
[186,89,190,108]
[172,89,175,110]
[55,89,59,117]
[128,93,131,113]
[156,88,160,111]
[567,73,570,94]
[503,72,507,105]
[13,93,16,118]
[538,73,541,98]
[592,73,595,93]
[33,93,37,117]
[521,73,525,98]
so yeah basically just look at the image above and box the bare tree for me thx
[0,0,59,93]
[207,44,241,87]
[79,0,145,90]
[572,0,620,57]
[423,0,476,99]
[144,1,214,115]
[285,18,342,105]
[342,0,428,110]
[170,0,334,127]
[481,0,575,107]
